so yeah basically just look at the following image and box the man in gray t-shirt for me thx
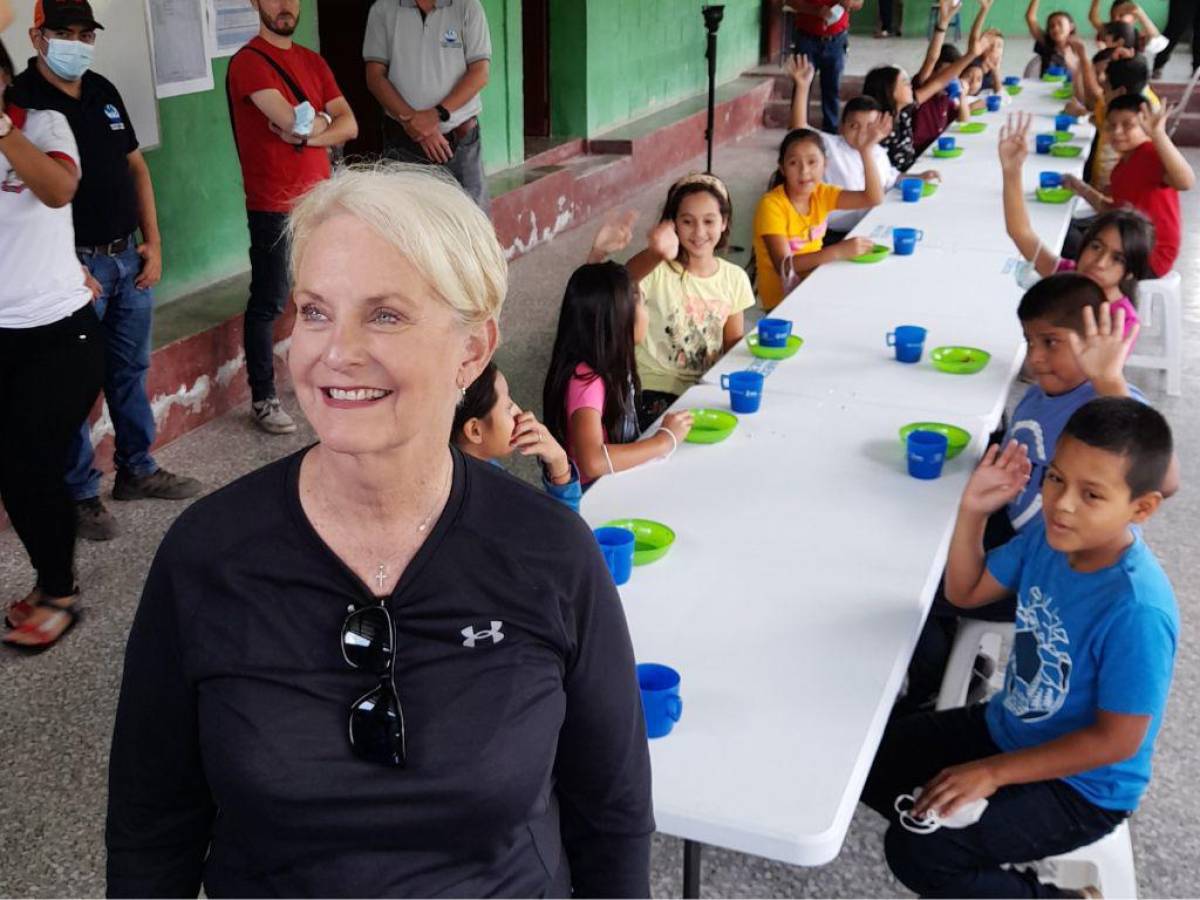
[364,0,492,210]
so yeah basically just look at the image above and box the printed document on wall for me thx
[210,0,258,57]
[145,0,214,98]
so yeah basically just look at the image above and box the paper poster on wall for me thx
[145,0,214,98]
[210,0,258,57]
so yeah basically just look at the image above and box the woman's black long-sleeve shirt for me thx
[106,447,653,898]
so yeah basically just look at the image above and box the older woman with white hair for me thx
[105,166,654,898]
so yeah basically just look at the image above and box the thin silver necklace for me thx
[372,456,452,593]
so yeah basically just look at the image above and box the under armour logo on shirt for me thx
[461,621,504,648]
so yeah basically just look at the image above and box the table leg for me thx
[683,839,702,898]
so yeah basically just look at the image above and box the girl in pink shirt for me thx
[542,263,693,485]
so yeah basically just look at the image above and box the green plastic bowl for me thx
[746,333,804,360]
[1051,86,1074,98]
[685,408,738,444]
[850,243,890,263]
[922,180,939,197]
[1043,73,1068,83]
[933,146,965,158]
[1006,85,1023,96]
[899,422,972,459]
[602,518,676,566]
[971,106,986,116]
[1036,186,1073,204]
[1050,143,1082,158]
[930,346,992,375]
[1053,130,1074,143]
[957,121,987,134]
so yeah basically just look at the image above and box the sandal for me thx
[2,595,80,653]
[4,588,43,630]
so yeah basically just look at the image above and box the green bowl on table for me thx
[746,333,804,360]
[1036,186,1073,204]
[1051,85,1075,99]
[602,518,676,566]
[1006,85,1023,96]
[685,408,738,444]
[971,107,986,116]
[1053,130,1074,143]
[922,180,939,197]
[933,146,965,159]
[849,243,890,263]
[1043,73,1068,83]
[1050,144,1083,158]
[957,121,987,134]
[931,346,992,375]
[899,422,973,460]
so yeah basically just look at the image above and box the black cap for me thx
[34,0,105,31]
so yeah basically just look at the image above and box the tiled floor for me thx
[1,132,1198,897]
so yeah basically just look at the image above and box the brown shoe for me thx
[76,497,119,541]
[113,467,203,501]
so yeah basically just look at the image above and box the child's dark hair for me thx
[1062,397,1174,496]
[1080,208,1154,303]
[542,262,641,448]
[1046,10,1076,36]
[769,128,826,189]
[1098,20,1137,48]
[936,44,963,68]
[1018,272,1106,332]
[0,39,13,82]
[1107,92,1149,116]
[659,176,732,265]
[1092,47,1117,66]
[863,66,903,117]
[842,95,884,119]
[1107,56,1150,96]
[450,361,499,443]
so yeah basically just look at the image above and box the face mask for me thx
[43,38,94,82]
[1015,258,1043,290]
[894,791,989,834]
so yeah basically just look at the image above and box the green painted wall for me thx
[850,0,1167,38]
[549,0,762,137]
[479,0,524,170]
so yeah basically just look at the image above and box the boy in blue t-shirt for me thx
[901,272,1178,712]
[863,397,1178,897]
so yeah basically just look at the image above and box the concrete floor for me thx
[2,127,1198,896]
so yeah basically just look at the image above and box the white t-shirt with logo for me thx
[820,132,900,233]
[0,107,91,329]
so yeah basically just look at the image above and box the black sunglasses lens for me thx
[349,683,406,767]
[342,607,392,674]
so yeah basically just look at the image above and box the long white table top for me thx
[580,77,1092,868]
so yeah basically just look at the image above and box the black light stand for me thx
[702,5,725,175]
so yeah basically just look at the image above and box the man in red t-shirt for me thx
[226,0,357,434]
[788,0,864,133]
[1066,93,1194,278]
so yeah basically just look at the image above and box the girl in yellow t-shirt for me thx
[753,124,891,310]
[589,174,754,429]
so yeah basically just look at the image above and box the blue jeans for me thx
[245,210,290,404]
[793,30,848,133]
[65,246,157,501]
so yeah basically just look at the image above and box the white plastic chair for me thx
[1023,56,1042,80]
[935,618,1011,711]
[1126,271,1183,397]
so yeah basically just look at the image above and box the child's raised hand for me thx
[510,410,572,479]
[997,112,1031,171]
[1145,100,1172,137]
[660,410,694,444]
[589,209,638,261]
[1111,1,1139,18]
[960,441,1032,515]
[1068,302,1139,388]
[647,220,680,262]
[785,54,815,88]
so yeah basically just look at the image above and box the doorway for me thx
[316,0,381,158]
[523,0,553,155]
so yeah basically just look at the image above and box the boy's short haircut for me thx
[842,95,884,119]
[1017,272,1107,332]
[1107,92,1149,115]
[1062,397,1174,496]
[965,60,984,73]
[1093,47,1117,65]
[1107,56,1150,96]
[1099,20,1137,48]
[937,44,963,66]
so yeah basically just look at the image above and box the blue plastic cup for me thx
[1048,65,1067,77]
[887,324,927,363]
[1035,133,1055,154]
[1004,75,1021,86]
[721,370,764,413]
[900,177,924,202]
[1054,113,1076,132]
[594,526,635,586]
[907,429,949,479]
[946,78,962,99]
[986,93,1002,112]
[637,663,683,739]
[938,136,956,152]
[757,317,793,348]
[1040,171,1063,189]
[892,227,923,256]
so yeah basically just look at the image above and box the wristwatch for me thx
[436,104,451,122]
[0,114,13,140]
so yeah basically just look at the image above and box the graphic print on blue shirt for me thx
[1005,381,1146,532]
[1005,585,1072,721]
[985,521,1179,811]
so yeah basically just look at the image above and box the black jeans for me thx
[1154,0,1199,72]
[793,30,849,133]
[878,0,897,33]
[0,304,104,597]
[245,211,291,404]
[862,705,1127,898]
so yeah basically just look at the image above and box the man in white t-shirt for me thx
[787,57,941,240]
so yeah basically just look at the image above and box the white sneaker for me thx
[252,398,297,434]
